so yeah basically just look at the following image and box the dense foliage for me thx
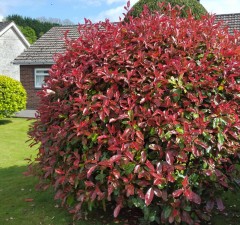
[29,4,240,225]
[18,25,37,44]
[129,0,207,19]
[6,14,60,39]
[0,75,27,118]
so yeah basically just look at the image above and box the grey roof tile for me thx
[215,13,240,34]
[14,25,80,65]
[0,21,12,33]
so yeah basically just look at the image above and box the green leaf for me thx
[163,205,172,219]
[132,198,145,209]
[67,195,75,206]
[172,88,182,102]
[143,206,150,220]
[165,131,172,140]
[184,205,192,212]
[88,201,94,211]
[176,125,184,134]
[218,132,225,145]
[148,209,157,222]
[123,162,136,175]
[149,127,156,136]
[193,113,199,119]
[128,110,134,121]
[213,118,219,129]
[203,132,211,141]
[95,173,106,182]
[88,133,98,143]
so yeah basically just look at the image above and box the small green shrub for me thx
[29,3,240,225]
[0,75,27,118]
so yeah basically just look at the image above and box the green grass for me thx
[0,118,239,225]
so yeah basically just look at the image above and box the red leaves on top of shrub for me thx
[29,2,240,225]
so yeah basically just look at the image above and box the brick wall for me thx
[20,65,52,109]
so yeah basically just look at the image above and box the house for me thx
[14,25,79,109]
[14,14,240,110]
[0,21,30,81]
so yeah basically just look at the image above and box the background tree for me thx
[37,17,74,25]
[18,26,37,44]
[5,14,61,40]
[129,0,207,19]
[0,75,27,119]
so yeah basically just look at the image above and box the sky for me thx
[0,0,240,24]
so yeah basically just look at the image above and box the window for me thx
[34,68,50,88]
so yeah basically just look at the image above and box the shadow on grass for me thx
[0,165,74,225]
[0,166,137,225]
[0,119,13,125]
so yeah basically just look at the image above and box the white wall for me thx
[0,27,27,81]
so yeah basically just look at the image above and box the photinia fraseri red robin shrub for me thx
[29,2,240,224]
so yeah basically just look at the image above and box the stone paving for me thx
[14,110,38,118]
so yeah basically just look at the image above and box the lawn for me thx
[0,118,239,225]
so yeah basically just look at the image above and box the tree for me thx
[5,14,60,39]
[0,75,27,118]
[129,0,207,19]
[18,26,37,44]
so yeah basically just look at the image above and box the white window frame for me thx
[34,68,50,88]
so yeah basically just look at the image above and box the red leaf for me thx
[166,151,174,165]
[24,198,34,202]
[145,187,154,206]
[192,144,201,157]
[182,211,193,225]
[87,165,97,179]
[136,130,144,141]
[114,204,122,218]
[112,169,120,179]
[216,198,225,211]
[85,181,95,187]
[126,184,135,196]
[149,144,161,151]
[172,189,183,198]
[73,159,80,168]
[137,189,145,199]
[55,169,65,175]
[206,200,215,212]
[124,151,134,161]
[109,155,122,163]
[108,145,120,151]
[153,187,162,197]
[192,192,201,204]
[194,139,208,149]
[182,176,189,188]
[184,189,201,204]
[145,160,155,171]
[134,164,141,173]
[184,188,192,200]
[127,0,130,8]
[140,151,147,163]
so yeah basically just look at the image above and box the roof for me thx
[14,25,80,65]
[215,13,240,34]
[14,14,240,66]
[0,21,12,32]
[0,21,30,48]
